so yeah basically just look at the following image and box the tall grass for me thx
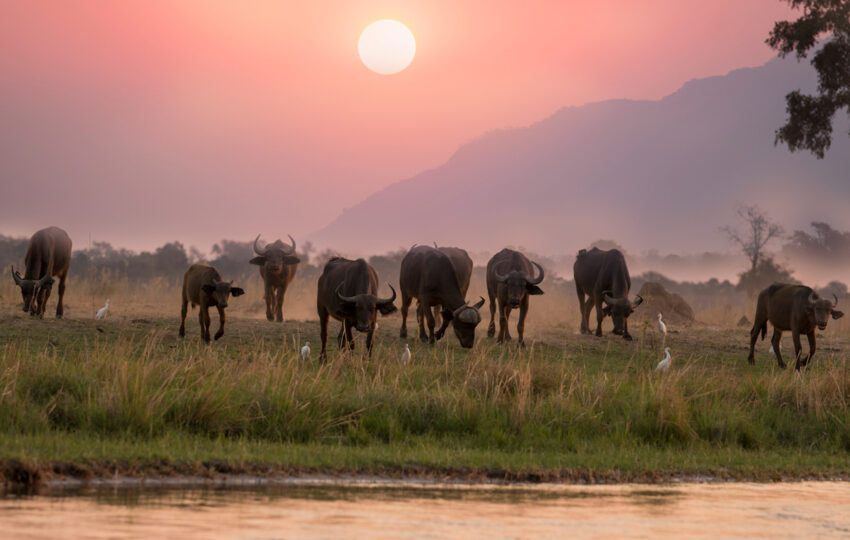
[1,324,849,457]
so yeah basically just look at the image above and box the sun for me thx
[358,20,416,75]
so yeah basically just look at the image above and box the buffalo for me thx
[11,226,72,318]
[399,245,485,348]
[486,248,544,346]
[748,283,844,370]
[250,234,300,322]
[574,247,643,340]
[316,257,397,360]
[179,263,245,343]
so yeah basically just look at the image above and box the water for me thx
[2,481,850,539]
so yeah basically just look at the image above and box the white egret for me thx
[655,347,671,372]
[96,299,109,320]
[401,344,411,365]
[657,313,667,336]
[301,341,311,360]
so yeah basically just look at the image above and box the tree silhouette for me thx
[768,0,850,158]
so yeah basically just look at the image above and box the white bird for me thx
[769,342,782,354]
[657,313,667,336]
[95,299,109,320]
[401,344,411,365]
[655,347,671,372]
[301,342,310,360]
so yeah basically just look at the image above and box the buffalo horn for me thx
[11,266,22,285]
[253,234,267,256]
[526,261,544,285]
[377,283,397,305]
[336,283,358,304]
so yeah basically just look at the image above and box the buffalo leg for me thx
[417,303,429,343]
[264,282,274,321]
[435,309,452,340]
[498,303,512,343]
[274,286,285,322]
[318,306,329,361]
[517,296,530,348]
[36,286,51,318]
[56,274,66,319]
[792,328,804,371]
[424,305,437,345]
[576,287,589,334]
[622,318,633,341]
[199,308,210,343]
[747,322,762,365]
[487,292,497,338]
[594,296,605,337]
[344,320,355,351]
[179,292,189,338]
[770,329,785,369]
[802,331,816,368]
[399,292,412,338]
[366,324,375,355]
[214,305,226,341]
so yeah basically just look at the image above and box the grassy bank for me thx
[1,312,849,486]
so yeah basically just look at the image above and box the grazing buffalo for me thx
[399,245,485,348]
[316,257,397,360]
[574,247,643,340]
[11,226,72,318]
[486,248,544,346]
[250,234,300,322]
[179,263,245,343]
[748,283,844,370]
[429,244,474,334]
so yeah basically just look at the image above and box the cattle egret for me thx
[657,313,667,335]
[769,342,782,354]
[655,347,671,372]
[301,341,311,360]
[401,344,411,364]
[96,299,109,320]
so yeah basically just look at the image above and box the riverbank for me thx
[2,314,849,492]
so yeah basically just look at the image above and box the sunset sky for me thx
[0,1,794,253]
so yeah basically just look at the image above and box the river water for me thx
[2,480,850,539]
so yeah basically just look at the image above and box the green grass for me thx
[1,310,849,483]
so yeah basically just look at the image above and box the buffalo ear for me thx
[378,303,398,316]
[230,287,245,297]
[284,256,301,265]
[526,284,544,296]
[249,256,266,266]
[832,309,844,320]
[602,305,612,316]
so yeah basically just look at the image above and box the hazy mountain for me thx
[310,57,850,257]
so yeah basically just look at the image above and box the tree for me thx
[736,257,797,296]
[767,0,850,158]
[721,205,785,271]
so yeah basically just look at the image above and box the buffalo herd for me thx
[8,226,847,370]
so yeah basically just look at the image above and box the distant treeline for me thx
[1,221,847,303]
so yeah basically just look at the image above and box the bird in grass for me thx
[657,313,667,336]
[769,342,782,354]
[95,299,110,320]
[401,344,411,365]
[301,341,310,360]
[655,347,671,372]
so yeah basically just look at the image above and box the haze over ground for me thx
[0,1,804,257]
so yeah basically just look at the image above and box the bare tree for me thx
[721,205,785,271]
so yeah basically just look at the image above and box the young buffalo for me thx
[179,263,245,343]
[748,283,844,370]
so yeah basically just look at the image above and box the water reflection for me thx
[1,481,848,538]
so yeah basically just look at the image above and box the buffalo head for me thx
[808,291,844,331]
[494,261,544,307]
[337,283,397,333]
[451,296,486,348]
[201,280,245,309]
[11,266,52,314]
[602,291,643,335]
[250,234,300,274]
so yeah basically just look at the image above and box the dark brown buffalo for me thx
[399,245,485,348]
[316,257,397,360]
[11,226,72,318]
[486,248,544,346]
[179,263,245,343]
[573,247,643,341]
[250,234,300,322]
[748,283,844,370]
[428,244,474,336]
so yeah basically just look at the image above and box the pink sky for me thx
[0,1,793,252]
